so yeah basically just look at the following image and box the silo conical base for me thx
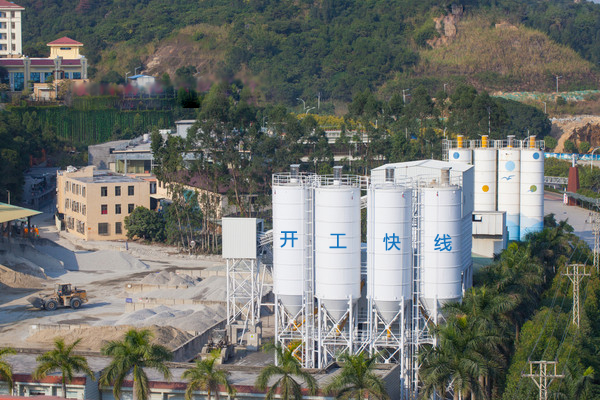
[322,299,352,321]
[279,295,303,317]
[374,300,404,324]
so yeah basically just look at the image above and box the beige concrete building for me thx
[56,166,150,241]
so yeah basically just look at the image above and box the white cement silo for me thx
[272,169,310,316]
[520,137,544,240]
[473,135,497,211]
[498,137,521,241]
[367,173,412,323]
[315,174,361,321]
[421,174,463,313]
[448,135,472,164]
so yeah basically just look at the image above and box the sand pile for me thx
[27,324,195,351]
[36,244,149,272]
[114,304,227,332]
[141,271,197,286]
[0,264,45,288]
[139,276,227,302]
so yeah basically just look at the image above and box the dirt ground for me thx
[0,211,227,350]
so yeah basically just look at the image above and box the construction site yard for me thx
[0,211,229,353]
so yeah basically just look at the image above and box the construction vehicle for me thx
[28,283,88,311]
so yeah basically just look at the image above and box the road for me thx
[544,191,594,247]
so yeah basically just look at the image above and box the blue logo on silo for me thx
[505,161,515,171]
[533,152,540,160]
[453,152,460,159]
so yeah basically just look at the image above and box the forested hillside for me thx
[15,0,600,104]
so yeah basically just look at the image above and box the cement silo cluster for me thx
[272,161,473,396]
[445,135,545,241]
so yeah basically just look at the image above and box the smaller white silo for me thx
[367,168,412,323]
[448,135,472,164]
[421,168,463,314]
[272,165,311,316]
[473,135,497,211]
[520,136,544,240]
[498,136,521,241]
[315,167,361,321]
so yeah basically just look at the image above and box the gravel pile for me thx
[140,276,227,302]
[27,325,195,351]
[36,245,149,272]
[114,305,226,332]
[140,271,197,286]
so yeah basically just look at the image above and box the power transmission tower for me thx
[522,360,564,400]
[562,263,591,327]
[587,212,600,271]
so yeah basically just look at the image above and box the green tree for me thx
[255,342,318,400]
[419,315,501,400]
[100,329,172,400]
[182,351,235,400]
[124,206,165,241]
[0,347,15,392]
[33,338,94,398]
[325,352,389,400]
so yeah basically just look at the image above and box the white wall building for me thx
[0,0,23,57]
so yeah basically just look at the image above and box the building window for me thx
[73,72,81,79]
[98,223,109,235]
[60,47,72,51]
[115,204,121,214]
[11,22,14,29]
[128,204,134,213]
[128,186,134,196]
[30,72,41,83]
[82,187,86,197]
[0,12,5,18]
[115,186,121,196]
[82,205,86,216]
[101,186,107,196]
[150,182,157,194]
[12,72,23,91]
[115,222,122,235]
[101,204,107,215]
[11,12,14,18]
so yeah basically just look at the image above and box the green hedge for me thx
[8,106,174,144]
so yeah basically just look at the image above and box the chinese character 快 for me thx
[434,234,452,252]
[383,233,401,251]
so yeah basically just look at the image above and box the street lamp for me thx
[591,146,600,171]
[296,97,306,112]
[135,66,142,75]
[305,106,315,116]
[543,101,547,114]
[125,71,131,83]
[555,75,562,93]
[443,83,448,93]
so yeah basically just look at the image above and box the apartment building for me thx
[0,0,23,57]
[56,166,150,241]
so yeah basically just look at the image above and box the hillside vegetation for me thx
[415,16,598,91]
[15,0,600,104]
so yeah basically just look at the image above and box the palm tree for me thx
[325,352,389,400]
[255,342,318,400]
[419,315,502,400]
[182,350,235,400]
[0,347,16,393]
[100,328,172,400]
[33,338,94,398]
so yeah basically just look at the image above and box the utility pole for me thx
[522,360,564,400]
[317,92,321,110]
[562,263,591,327]
[586,213,600,271]
[402,89,410,104]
